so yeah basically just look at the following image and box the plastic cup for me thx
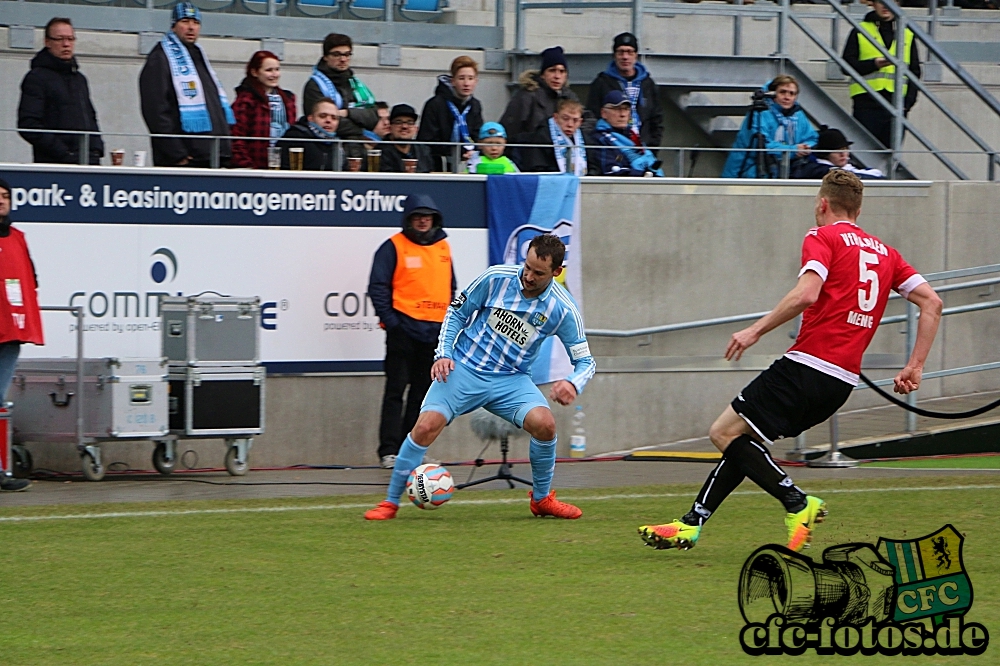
[133,150,147,167]
[403,158,418,174]
[289,147,304,171]
[110,149,125,166]
[367,149,381,173]
[267,146,281,170]
[347,157,362,172]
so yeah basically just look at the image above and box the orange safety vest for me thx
[389,232,452,323]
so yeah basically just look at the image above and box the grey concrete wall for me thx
[21,178,1000,475]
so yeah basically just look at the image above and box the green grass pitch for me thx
[0,476,997,665]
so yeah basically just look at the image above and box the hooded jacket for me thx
[231,78,297,169]
[721,83,819,179]
[368,194,456,344]
[842,10,921,112]
[17,48,104,165]
[417,75,485,167]
[500,70,584,167]
[302,61,380,142]
[139,41,232,166]
[585,61,663,149]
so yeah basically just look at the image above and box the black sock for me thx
[681,454,746,526]
[725,434,807,513]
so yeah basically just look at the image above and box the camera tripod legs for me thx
[455,436,533,490]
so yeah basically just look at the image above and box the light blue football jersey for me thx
[435,264,596,394]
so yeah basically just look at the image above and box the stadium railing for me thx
[514,0,1000,181]
[585,263,1000,463]
[6,126,981,179]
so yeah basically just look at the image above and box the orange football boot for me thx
[529,490,582,519]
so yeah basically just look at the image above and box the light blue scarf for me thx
[161,32,234,133]
[595,119,662,176]
[548,117,586,176]
[447,101,472,144]
[310,67,344,110]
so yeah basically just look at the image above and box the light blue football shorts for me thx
[420,360,550,428]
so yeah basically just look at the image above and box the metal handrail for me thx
[586,265,1000,338]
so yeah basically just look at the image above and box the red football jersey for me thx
[785,221,924,384]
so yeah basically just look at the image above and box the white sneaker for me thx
[380,455,397,469]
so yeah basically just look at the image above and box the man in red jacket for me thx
[0,178,43,492]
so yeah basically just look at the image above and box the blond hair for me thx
[769,74,799,94]
[819,170,864,217]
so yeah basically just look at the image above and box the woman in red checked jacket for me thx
[231,51,296,169]
[0,178,43,492]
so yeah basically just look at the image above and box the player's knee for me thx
[524,409,556,441]
[708,423,736,451]
[411,412,446,445]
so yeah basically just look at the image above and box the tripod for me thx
[456,433,533,490]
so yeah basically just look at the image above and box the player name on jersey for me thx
[846,310,874,329]
[487,308,535,347]
[839,231,888,257]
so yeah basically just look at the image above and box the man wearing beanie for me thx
[499,45,585,168]
[0,179,42,492]
[791,126,885,180]
[586,32,663,152]
[139,2,234,167]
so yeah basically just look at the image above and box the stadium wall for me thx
[17,178,1000,473]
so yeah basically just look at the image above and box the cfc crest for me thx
[877,524,973,625]
[529,312,548,327]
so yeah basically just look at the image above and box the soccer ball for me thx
[406,463,454,510]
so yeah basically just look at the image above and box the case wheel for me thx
[152,442,176,475]
[224,445,248,476]
[12,445,32,479]
[81,452,105,482]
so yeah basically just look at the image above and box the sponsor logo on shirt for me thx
[450,293,466,309]
[487,308,535,347]
[569,341,590,361]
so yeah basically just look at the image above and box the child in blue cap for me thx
[468,122,520,174]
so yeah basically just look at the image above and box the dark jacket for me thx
[17,48,103,165]
[500,70,584,167]
[520,123,589,173]
[417,75,484,169]
[842,11,921,112]
[277,117,340,171]
[231,78,296,169]
[139,42,232,166]
[587,119,662,176]
[302,61,379,144]
[585,61,664,150]
[379,137,435,173]
[368,194,456,344]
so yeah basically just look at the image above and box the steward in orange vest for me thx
[368,194,455,467]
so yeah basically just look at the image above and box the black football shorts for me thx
[731,356,853,444]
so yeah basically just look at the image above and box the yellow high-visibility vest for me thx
[849,21,914,97]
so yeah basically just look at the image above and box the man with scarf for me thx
[522,98,588,175]
[0,179,42,492]
[586,32,663,152]
[139,3,235,167]
[368,195,456,470]
[588,91,664,177]
[417,56,484,172]
[303,34,378,159]
[277,98,342,171]
[722,75,818,179]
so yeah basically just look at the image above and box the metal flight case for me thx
[11,357,170,481]
[161,295,265,476]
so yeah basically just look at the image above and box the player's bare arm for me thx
[725,271,825,361]
[548,380,577,406]
[894,282,943,395]
[430,357,454,382]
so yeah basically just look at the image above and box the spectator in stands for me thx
[365,102,391,143]
[499,46,582,167]
[304,34,378,158]
[585,32,663,153]
[842,0,920,148]
[368,194,455,470]
[467,123,519,174]
[792,126,885,180]
[417,56,485,172]
[17,18,104,165]
[0,179,41,493]
[277,98,341,171]
[139,3,234,167]
[380,105,435,173]
[721,76,818,179]
[231,50,296,169]
[588,91,663,177]
[521,98,587,174]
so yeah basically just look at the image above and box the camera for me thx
[750,89,777,112]
[739,544,896,625]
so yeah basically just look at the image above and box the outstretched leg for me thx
[365,410,447,521]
